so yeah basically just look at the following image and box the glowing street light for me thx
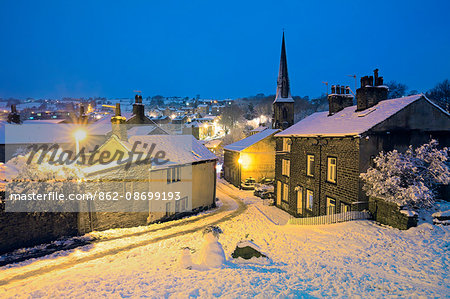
[74,129,87,158]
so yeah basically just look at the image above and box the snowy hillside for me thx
[0,181,448,298]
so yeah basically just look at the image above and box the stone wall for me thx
[0,207,79,254]
[368,196,418,230]
[223,150,240,187]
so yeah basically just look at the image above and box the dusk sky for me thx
[1,0,449,100]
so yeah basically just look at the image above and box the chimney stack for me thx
[7,104,21,124]
[78,104,88,123]
[328,84,354,116]
[132,94,145,120]
[111,103,127,141]
[356,69,388,111]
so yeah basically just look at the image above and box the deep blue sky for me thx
[1,0,449,100]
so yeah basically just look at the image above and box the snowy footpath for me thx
[1,180,449,298]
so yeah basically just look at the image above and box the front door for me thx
[296,187,303,215]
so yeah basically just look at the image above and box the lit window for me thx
[283,183,289,202]
[306,189,313,210]
[327,197,336,215]
[341,202,350,213]
[282,138,291,152]
[307,155,315,177]
[282,159,290,177]
[327,157,337,183]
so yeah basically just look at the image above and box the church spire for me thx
[272,32,294,130]
[274,32,293,103]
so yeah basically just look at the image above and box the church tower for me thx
[272,32,294,130]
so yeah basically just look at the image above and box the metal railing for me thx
[288,211,371,225]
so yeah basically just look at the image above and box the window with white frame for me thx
[306,189,314,210]
[327,157,337,183]
[283,183,289,202]
[282,138,291,152]
[307,155,315,177]
[282,159,290,177]
[167,166,181,184]
[326,197,336,215]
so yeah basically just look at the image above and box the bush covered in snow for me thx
[361,140,450,209]
[1,149,85,212]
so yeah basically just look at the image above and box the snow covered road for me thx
[0,181,246,288]
[1,181,449,298]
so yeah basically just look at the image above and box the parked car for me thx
[260,190,274,199]
[241,177,256,190]
[259,178,274,185]
[254,182,274,197]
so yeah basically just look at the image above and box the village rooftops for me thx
[224,129,280,152]
[275,94,445,138]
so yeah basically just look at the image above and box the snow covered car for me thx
[254,183,275,197]
[241,178,256,190]
[260,190,274,199]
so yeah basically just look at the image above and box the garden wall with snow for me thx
[368,196,418,230]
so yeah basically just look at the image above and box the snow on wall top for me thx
[224,129,279,152]
[276,94,425,137]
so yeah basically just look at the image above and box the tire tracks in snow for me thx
[0,182,247,287]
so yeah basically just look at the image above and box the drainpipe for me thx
[314,136,328,216]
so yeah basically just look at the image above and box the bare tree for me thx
[219,103,244,133]
[426,79,450,113]
[386,81,408,99]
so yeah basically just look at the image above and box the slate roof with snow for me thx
[129,135,217,165]
[127,125,168,137]
[251,126,268,133]
[204,139,222,148]
[224,129,279,152]
[276,94,429,137]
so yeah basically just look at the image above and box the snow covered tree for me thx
[361,140,449,209]
[1,149,85,212]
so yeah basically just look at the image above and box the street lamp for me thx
[74,129,87,157]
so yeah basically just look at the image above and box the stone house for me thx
[80,132,217,232]
[223,128,279,187]
[274,71,450,217]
